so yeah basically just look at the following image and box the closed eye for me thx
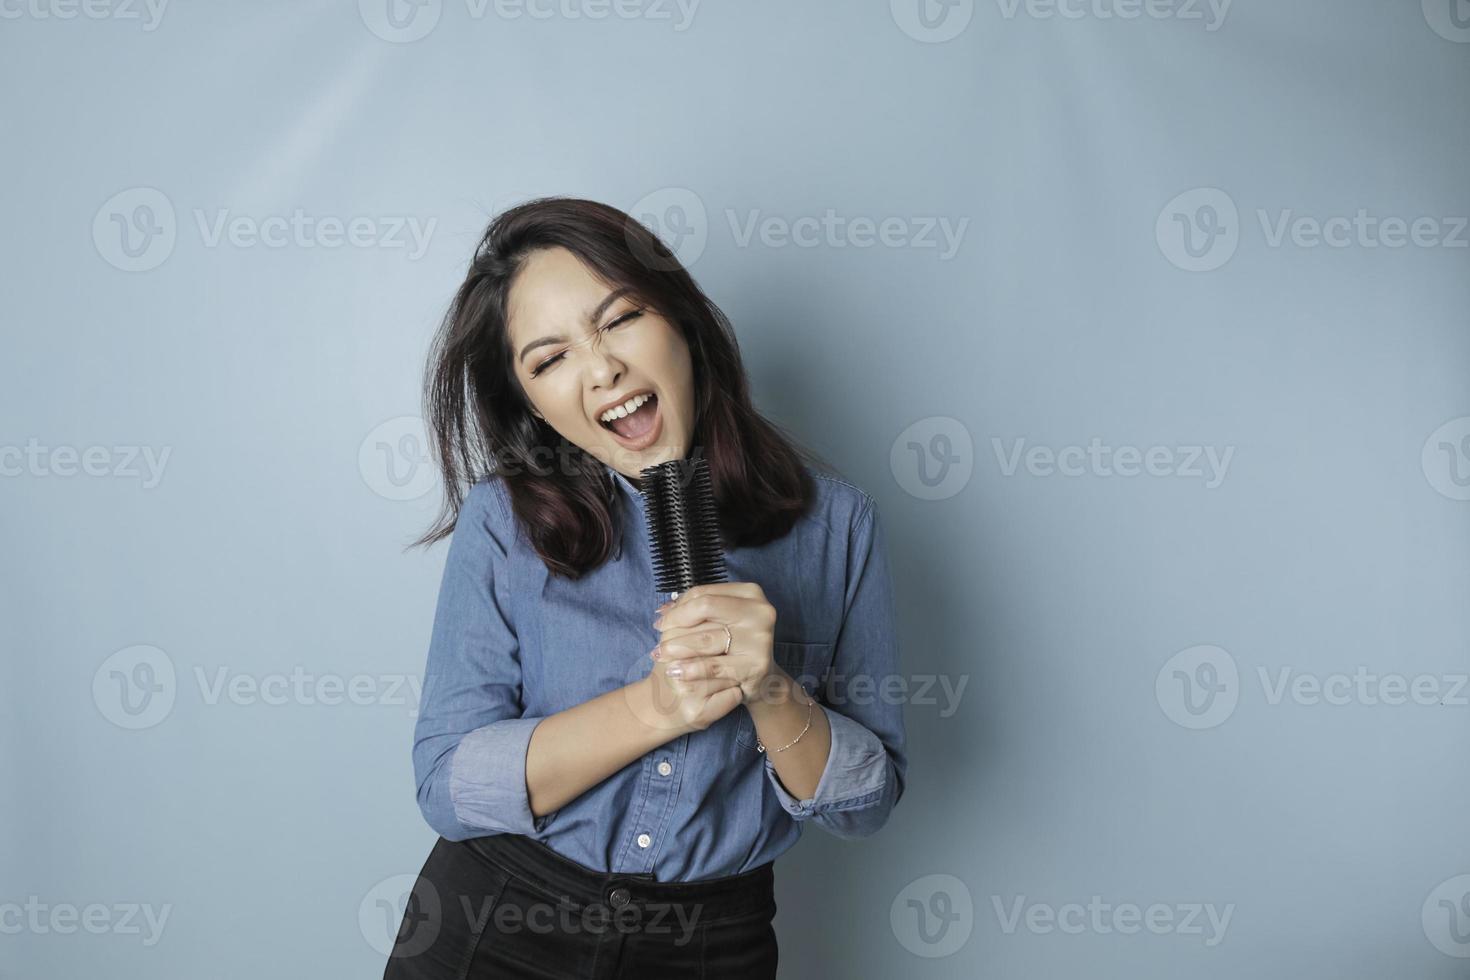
[529,309,644,378]
[608,309,644,330]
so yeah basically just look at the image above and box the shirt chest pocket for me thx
[735,640,834,752]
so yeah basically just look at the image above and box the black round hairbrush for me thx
[639,456,728,598]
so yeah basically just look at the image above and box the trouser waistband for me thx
[461,833,775,926]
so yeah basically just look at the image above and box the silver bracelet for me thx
[755,694,816,753]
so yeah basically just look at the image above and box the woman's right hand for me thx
[645,652,746,735]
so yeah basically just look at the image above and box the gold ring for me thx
[720,624,732,655]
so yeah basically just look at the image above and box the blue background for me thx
[2,0,1467,976]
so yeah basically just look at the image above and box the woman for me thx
[383,197,907,979]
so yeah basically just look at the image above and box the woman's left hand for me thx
[651,582,776,707]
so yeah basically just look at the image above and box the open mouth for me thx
[598,392,661,449]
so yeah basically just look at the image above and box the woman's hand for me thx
[651,582,778,708]
[644,657,744,735]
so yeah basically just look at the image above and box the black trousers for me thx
[381,834,779,979]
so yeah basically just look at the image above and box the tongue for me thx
[610,397,656,440]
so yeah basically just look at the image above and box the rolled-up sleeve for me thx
[412,479,554,842]
[764,498,908,839]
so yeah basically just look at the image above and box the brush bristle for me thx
[639,457,728,595]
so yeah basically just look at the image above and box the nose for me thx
[583,337,625,388]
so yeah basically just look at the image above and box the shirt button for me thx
[608,887,631,908]
[657,760,672,776]
[636,833,652,848]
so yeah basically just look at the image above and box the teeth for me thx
[599,392,653,424]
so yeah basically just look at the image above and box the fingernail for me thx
[650,646,661,660]
[653,616,664,629]
[665,664,683,678]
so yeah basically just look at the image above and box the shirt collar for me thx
[603,462,643,504]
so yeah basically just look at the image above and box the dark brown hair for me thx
[412,196,830,579]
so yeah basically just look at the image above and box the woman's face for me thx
[506,246,695,485]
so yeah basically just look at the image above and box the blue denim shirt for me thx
[412,461,907,882]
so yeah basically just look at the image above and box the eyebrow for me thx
[517,287,633,366]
